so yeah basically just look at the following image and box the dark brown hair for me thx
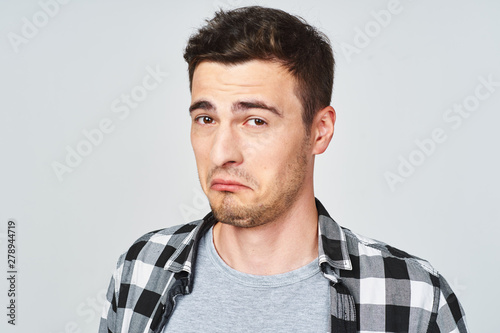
[183,6,334,132]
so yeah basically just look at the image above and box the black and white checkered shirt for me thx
[99,199,468,333]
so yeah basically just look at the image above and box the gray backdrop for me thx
[1,0,498,332]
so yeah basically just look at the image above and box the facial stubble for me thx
[205,136,311,228]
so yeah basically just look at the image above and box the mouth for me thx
[210,178,251,192]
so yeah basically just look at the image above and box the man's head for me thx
[184,6,334,133]
[185,7,336,227]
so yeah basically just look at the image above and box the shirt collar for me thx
[315,198,352,271]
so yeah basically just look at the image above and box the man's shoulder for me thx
[338,227,469,332]
[119,219,205,267]
[132,220,204,247]
[341,227,439,278]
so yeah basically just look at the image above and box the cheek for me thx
[239,128,281,159]
[240,127,299,172]
[247,146,290,182]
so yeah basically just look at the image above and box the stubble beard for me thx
[205,138,310,228]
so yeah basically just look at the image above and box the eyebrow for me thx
[189,100,213,113]
[189,100,282,117]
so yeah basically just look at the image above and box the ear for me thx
[311,106,336,155]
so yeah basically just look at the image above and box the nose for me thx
[210,123,243,168]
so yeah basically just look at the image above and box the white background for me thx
[1,0,498,332]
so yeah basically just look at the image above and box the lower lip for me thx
[211,184,249,192]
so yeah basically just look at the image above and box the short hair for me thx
[183,6,334,133]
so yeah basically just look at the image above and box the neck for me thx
[212,194,318,275]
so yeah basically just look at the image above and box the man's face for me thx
[190,60,313,228]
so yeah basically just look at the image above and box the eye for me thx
[195,116,215,125]
[247,118,267,127]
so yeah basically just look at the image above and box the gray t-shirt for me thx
[164,227,330,333]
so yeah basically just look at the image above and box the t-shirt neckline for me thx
[204,225,321,288]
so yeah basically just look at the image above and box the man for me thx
[99,6,468,333]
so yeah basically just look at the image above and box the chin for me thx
[208,193,256,227]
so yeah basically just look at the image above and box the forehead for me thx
[191,60,300,104]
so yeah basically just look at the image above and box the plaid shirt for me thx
[99,199,468,333]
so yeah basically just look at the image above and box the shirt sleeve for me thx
[433,274,469,332]
[99,253,125,333]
